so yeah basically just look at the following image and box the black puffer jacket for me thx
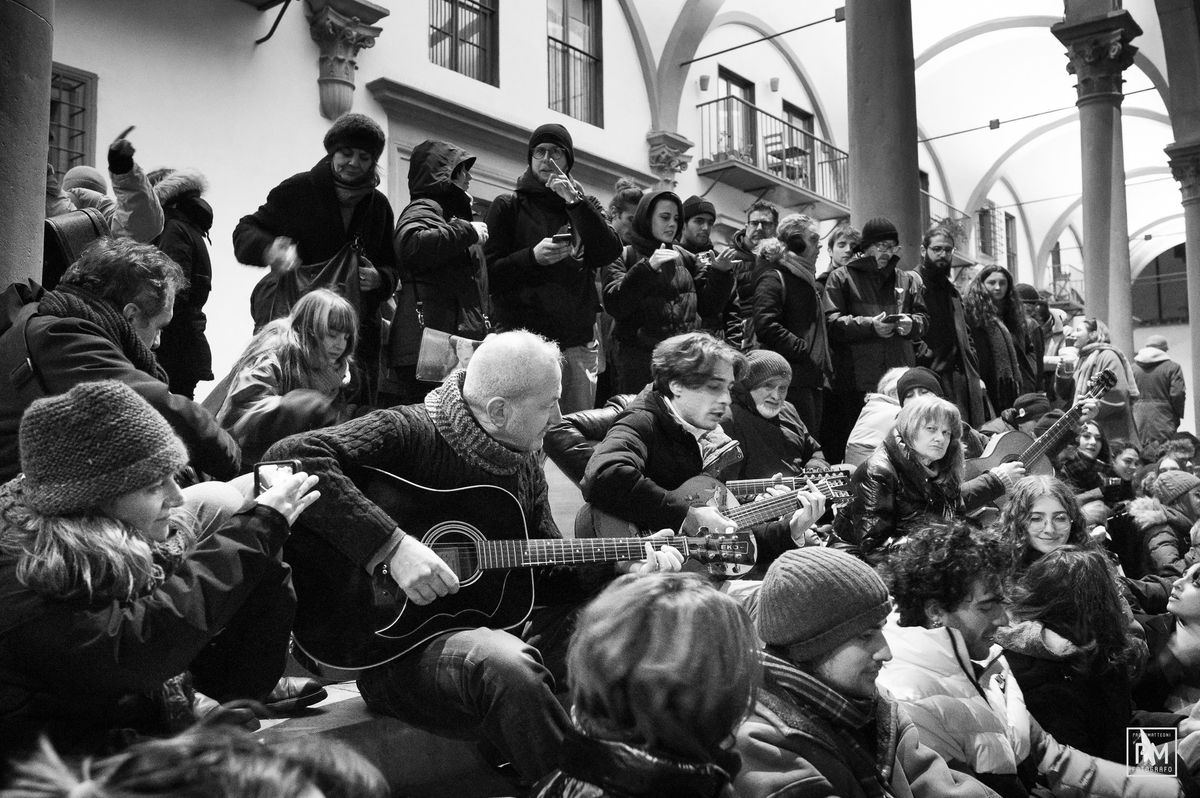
[1107,496,1192,579]
[389,140,489,366]
[832,433,961,556]
[484,169,621,347]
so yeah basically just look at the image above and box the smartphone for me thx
[881,314,904,324]
[550,232,573,244]
[254,459,301,496]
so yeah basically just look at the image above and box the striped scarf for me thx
[760,651,900,798]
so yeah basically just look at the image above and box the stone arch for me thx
[917,124,955,210]
[614,0,660,129]
[656,0,726,136]
[1130,213,1186,278]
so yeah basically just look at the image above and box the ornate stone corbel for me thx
[646,130,695,189]
[1052,10,1141,104]
[306,0,389,120]
[1167,141,1200,206]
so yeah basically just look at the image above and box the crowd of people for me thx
[2,111,1197,797]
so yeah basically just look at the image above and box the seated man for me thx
[734,547,998,797]
[265,330,679,785]
[0,237,239,481]
[582,332,826,571]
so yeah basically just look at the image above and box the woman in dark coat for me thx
[233,113,397,403]
[963,264,1032,414]
[149,168,213,399]
[384,139,490,405]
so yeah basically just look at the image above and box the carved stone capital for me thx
[1167,141,1200,205]
[646,130,695,188]
[307,0,388,120]
[1052,10,1142,104]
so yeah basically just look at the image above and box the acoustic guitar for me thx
[964,368,1117,483]
[286,467,756,671]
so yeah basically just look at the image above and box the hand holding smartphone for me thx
[881,314,903,324]
[255,459,302,496]
[550,232,573,244]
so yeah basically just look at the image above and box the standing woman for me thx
[1057,316,1141,447]
[963,264,1033,414]
[233,113,397,404]
[602,190,733,392]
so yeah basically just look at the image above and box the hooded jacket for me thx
[824,255,929,393]
[753,245,833,391]
[389,141,489,366]
[602,190,733,352]
[1134,347,1186,448]
[484,168,622,347]
[152,169,214,393]
[1110,497,1193,579]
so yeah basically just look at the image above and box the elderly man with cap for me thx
[1135,334,1187,452]
[233,111,398,401]
[734,547,999,798]
[823,216,929,464]
[484,123,622,413]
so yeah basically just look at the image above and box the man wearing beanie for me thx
[484,122,622,413]
[0,380,320,753]
[680,195,717,255]
[233,111,397,400]
[1134,332,1186,451]
[914,225,989,426]
[823,215,928,464]
[735,548,997,797]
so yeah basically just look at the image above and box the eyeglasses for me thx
[532,145,567,161]
[870,242,899,253]
[1028,512,1072,530]
[927,245,954,254]
[748,219,775,228]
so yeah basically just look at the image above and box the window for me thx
[1004,212,1017,272]
[548,0,602,126]
[782,101,814,184]
[717,67,756,161]
[48,63,97,178]
[977,203,995,257]
[429,0,498,86]
[1132,244,1188,324]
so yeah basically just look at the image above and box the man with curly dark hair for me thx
[879,523,1181,797]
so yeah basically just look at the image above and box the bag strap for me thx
[0,304,50,405]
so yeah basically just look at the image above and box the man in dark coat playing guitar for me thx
[266,330,682,784]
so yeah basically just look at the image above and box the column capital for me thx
[1051,10,1142,103]
[307,0,388,120]
[1167,141,1200,205]
[646,130,694,188]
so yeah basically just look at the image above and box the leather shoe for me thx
[260,676,327,716]
[193,692,260,731]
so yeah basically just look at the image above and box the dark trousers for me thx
[820,389,866,465]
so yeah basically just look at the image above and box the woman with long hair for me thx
[832,394,965,560]
[0,380,319,757]
[994,475,1093,573]
[1056,316,1141,448]
[217,288,358,470]
[963,264,1033,413]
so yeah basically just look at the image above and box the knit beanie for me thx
[528,123,575,171]
[19,380,188,515]
[323,113,386,161]
[741,350,793,392]
[682,195,716,223]
[859,216,899,250]
[1033,409,1065,438]
[1152,470,1200,507]
[758,548,891,660]
[1012,392,1051,422]
[896,367,943,405]
[61,165,108,194]
[1014,283,1040,303]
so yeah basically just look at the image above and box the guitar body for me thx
[286,468,533,671]
[964,431,1054,481]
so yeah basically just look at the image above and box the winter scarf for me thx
[424,369,537,479]
[760,652,900,798]
[37,285,169,383]
[1079,342,1140,399]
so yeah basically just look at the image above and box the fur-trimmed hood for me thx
[1127,496,1169,529]
[993,619,1083,662]
[152,168,208,206]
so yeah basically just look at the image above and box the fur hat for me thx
[741,350,792,391]
[323,113,386,161]
[682,195,716,223]
[528,123,575,171]
[757,548,891,660]
[1152,470,1200,507]
[19,380,188,515]
[860,216,899,249]
[896,367,943,405]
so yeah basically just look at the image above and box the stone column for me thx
[845,0,921,269]
[0,0,53,284]
[1167,141,1200,425]
[1108,111,1133,355]
[1052,10,1140,331]
[646,130,694,191]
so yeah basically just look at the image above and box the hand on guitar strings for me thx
[255,472,321,526]
[388,534,460,606]
[989,460,1026,493]
[1077,398,1098,425]
[786,481,827,548]
[683,505,737,536]
[619,531,684,575]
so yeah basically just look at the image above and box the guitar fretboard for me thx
[470,536,706,569]
[1019,369,1115,466]
[727,473,848,498]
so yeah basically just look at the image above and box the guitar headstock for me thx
[1085,368,1117,398]
[692,531,757,577]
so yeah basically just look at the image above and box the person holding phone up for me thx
[484,124,623,413]
[822,216,929,463]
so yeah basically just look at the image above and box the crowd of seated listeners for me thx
[7,112,1200,795]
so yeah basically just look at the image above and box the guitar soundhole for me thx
[426,523,485,586]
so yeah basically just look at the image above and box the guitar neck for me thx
[475,536,694,569]
[728,472,845,496]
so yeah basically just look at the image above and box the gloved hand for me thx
[108,137,135,175]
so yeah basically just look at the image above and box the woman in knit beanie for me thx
[735,547,995,798]
[0,380,321,755]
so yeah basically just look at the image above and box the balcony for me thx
[695,96,849,220]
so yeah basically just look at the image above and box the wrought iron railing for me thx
[696,95,848,206]
[549,37,602,126]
